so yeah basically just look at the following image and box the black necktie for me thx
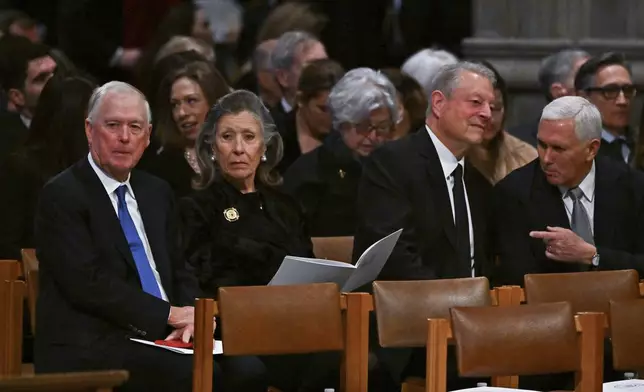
[452,164,472,277]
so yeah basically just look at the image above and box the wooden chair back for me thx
[311,237,354,264]
[0,260,21,282]
[371,277,492,348]
[0,279,25,376]
[192,283,371,392]
[609,298,644,371]
[20,249,39,334]
[425,302,604,392]
[0,370,129,391]
[524,270,640,314]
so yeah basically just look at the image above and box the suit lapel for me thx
[593,158,620,246]
[130,173,172,292]
[75,158,137,271]
[416,131,457,250]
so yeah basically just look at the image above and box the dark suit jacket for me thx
[34,157,197,373]
[283,132,362,237]
[494,158,644,286]
[0,112,28,164]
[353,129,494,281]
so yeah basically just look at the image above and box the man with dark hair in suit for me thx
[353,61,496,390]
[575,52,636,167]
[495,95,644,284]
[0,35,56,161]
[34,81,267,391]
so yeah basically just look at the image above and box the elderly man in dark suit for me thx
[34,82,266,391]
[494,95,644,285]
[353,61,496,390]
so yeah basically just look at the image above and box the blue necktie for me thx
[115,185,163,299]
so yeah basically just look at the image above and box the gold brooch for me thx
[223,207,239,222]
[338,169,346,179]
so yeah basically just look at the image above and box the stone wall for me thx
[464,0,644,128]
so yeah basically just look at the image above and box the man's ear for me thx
[430,90,447,119]
[7,88,25,109]
[549,83,567,99]
[587,138,601,161]
[274,69,289,90]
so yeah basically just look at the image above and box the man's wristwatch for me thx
[591,253,600,267]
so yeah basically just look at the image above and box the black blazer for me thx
[353,129,493,280]
[34,157,197,373]
[178,178,314,297]
[283,132,362,237]
[0,112,29,163]
[494,158,644,286]
[143,147,198,199]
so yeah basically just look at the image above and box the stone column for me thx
[464,0,644,127]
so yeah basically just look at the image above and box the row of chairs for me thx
[3,249,644,392]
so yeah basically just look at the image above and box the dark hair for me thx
[379,68,428,130]
[257,2,327,43]
[0,35,51,91]
[15,73,96,180]
[574,52,631,92]
[155,61,230,148]
[297,59,345,102]
[145,50,208,108]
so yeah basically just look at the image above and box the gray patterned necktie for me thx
[567,187,595,245]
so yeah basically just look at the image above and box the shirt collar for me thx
[20,114,31,128]
[558,160,596,202]
[87,153,134,198]
[426,125,464,179]
[280,97,293,113]
[602,129,627,143]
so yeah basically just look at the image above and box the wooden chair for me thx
[426,302,604,392]
[311,237,354,264]
[192,283,371,392]
[609,298,644,375]
[0,260,21,282]
[0,370,129,391]
[20,249,39,335]
[371,277,496,392]
[0,279,26,376]
[524,270,641,314]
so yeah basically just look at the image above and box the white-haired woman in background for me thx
[283,67,400,237]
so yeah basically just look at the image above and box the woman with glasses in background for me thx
[283,68,400,236]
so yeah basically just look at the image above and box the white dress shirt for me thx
[558,160,596,235]
[88,153,169,301]
[602,129,630,163]
[280,97,293,114]
[426,126,475,276]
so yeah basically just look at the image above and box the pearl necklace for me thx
[184,149,201,175]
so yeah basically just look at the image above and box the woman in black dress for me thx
[179,90,340,391]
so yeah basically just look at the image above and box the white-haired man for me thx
[495,96,644,286]
[34,82,267,391]
[400,48,458,97]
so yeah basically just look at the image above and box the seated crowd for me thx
[1,3,644,392]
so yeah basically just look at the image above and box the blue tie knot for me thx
[116,185,128,205]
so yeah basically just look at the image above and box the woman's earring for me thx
[261,154,267,162]
[211,152,216,161]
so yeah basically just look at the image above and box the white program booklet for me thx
[130,338,224,355]
[268,229,403,292]
[604,379,644,392]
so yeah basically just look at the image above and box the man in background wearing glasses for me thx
[575,52,637,166]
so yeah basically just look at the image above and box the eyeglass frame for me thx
[583,83,637,100]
